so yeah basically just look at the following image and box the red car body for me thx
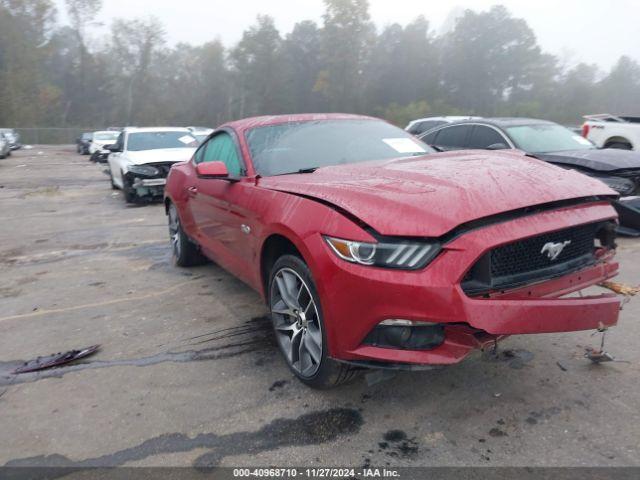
[165,113,620,370]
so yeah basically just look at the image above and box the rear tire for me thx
[606,141,632,150]
[268,254,359,389]
[168,203,207,267]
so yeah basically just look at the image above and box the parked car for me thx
[89,130,121,160]
[0,128,21,150]
[582,114,640,150]
[108,127,198,203]
[0,133,11,158]
[76,132,93,155]
[419,117,640,236]
[165,113,621,388]
[405,116,481,136]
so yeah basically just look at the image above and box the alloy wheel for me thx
[270,267,323,378]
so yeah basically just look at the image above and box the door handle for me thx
[187,186,198,196]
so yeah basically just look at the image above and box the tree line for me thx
[1,0,639,130]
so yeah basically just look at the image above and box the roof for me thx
[221,113,378,132]
[123,127,192,134]
[453,117,556,128]
[407,116,481,126]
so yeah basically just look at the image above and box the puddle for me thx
[4,408,363,470]
[0,317,276,387]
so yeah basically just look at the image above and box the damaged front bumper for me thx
[132,178,167,188]
[124,163,174,201]
[308,201,621,368]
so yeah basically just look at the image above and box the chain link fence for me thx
[14,128,105,145]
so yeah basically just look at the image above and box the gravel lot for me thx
[1,146,639,469]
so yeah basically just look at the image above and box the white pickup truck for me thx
[582,114,640,150]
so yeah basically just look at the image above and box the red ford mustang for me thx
[164,113,621,388]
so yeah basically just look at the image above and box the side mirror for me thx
[105,144,121,152]
[196,161,229,179]
[487,143,509,150]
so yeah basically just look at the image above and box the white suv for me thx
[582,114,640,150]
[107,127,198,203]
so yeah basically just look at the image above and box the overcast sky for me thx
[57,0,640,70]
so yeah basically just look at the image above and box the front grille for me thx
[462,221,613,295]
[491,223,598,277]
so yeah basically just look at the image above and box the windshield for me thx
[93,132,119,142]
[194,134,209,144]
[246,120,433,176]
[506,124,595,153]
[127,131,198,151]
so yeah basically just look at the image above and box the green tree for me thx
[108,17,166,125]
[366,16,438,113]
[230,15,285,118]
[599,56,640,114]
[0,0,58,125]
[441,5,550,115]
[552,63,600,123]
[318,0,375,112]
[281,21,324,113]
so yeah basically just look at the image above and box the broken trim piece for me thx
[13,345,100,374]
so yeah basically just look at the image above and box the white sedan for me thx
[107,127,198,203]
[89,131,121,156]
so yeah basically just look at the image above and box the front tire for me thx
[168,203,207,267]
[122,171,137,203]
[268,254,359,389]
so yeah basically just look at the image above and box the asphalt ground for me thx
[0,146,639,470]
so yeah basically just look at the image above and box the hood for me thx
[126,148,196,165]
[536,149,640,172]
[258,150,617,237]
[93,139,116,147]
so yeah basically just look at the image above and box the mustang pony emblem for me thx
[541,240,572,261]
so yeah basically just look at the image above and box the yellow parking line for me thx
[0,278,204,323]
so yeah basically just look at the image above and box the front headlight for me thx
[597,175,635,196]
[324,236,441,270]
[127,165,160,176]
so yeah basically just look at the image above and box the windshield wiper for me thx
[273,167,320,177]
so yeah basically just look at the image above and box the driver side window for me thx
[199,132,243,176]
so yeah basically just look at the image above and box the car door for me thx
[467,125,512,150]
[189,130,256,283]
[431,125,474,151]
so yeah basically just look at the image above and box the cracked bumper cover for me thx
[132,178,167,188]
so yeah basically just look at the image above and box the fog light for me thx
[364,320,445,351]
[383,326,412,346]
